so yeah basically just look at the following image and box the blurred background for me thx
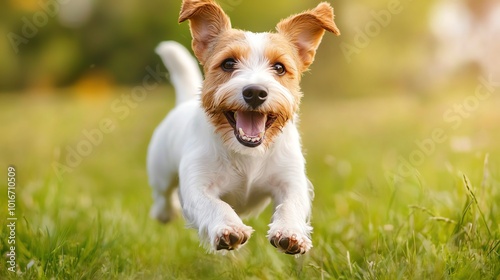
[1,1,500,277]
[2,0,500,188]
[2,0,500,200]
[2,0,499,97]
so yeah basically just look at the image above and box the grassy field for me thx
[1,86,499,279]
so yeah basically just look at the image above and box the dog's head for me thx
[179,0,340,154]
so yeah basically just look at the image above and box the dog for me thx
[148,0,339,255]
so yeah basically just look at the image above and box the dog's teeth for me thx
[239,128,245,136]
[239,129,263,143]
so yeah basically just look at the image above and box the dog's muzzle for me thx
[242,85,268,109]
[223,86,277,148]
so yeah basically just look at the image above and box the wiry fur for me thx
[148,0,339,254]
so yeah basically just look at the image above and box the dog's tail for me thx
[155,41,203,106]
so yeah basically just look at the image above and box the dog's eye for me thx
[221,58,237,72]
[272,63,286,76]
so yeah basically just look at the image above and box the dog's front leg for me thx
[179,162,253,252]
[268,175,313,255]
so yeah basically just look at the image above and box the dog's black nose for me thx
[242,85,268,108]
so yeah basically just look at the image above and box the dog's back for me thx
[147,42,204,223]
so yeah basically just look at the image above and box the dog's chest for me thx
[218,156,273,215]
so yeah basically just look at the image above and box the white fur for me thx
[148,38,313,253]
[213,32,299,156]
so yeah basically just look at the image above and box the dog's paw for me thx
[150,202,173,224]
[214,225,253,251]
[150,198,179,224]
[268,229,312,255]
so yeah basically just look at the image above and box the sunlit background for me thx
[1,0,499,278]
[2,0,499,96]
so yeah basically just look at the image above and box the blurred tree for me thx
[1,0,339,93]
[0,0,434,99]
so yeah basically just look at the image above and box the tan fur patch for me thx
[179,0,232,64]
[182,1,340,150]
[276,2,340,71]
[200,31,304,148]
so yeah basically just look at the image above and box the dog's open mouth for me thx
[224,111,277,147]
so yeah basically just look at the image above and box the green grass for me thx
[1,87,499,279]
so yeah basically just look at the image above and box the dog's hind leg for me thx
[149,171,181,223]
[147,130,181,223]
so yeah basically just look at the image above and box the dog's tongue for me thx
[236,111,266,137]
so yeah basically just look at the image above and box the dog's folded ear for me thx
[276,2,340,72]
[179,0,231,64]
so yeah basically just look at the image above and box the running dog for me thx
[148,0,339,254]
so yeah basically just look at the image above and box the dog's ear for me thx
[179,0,231,64]
[276,2,340,71]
